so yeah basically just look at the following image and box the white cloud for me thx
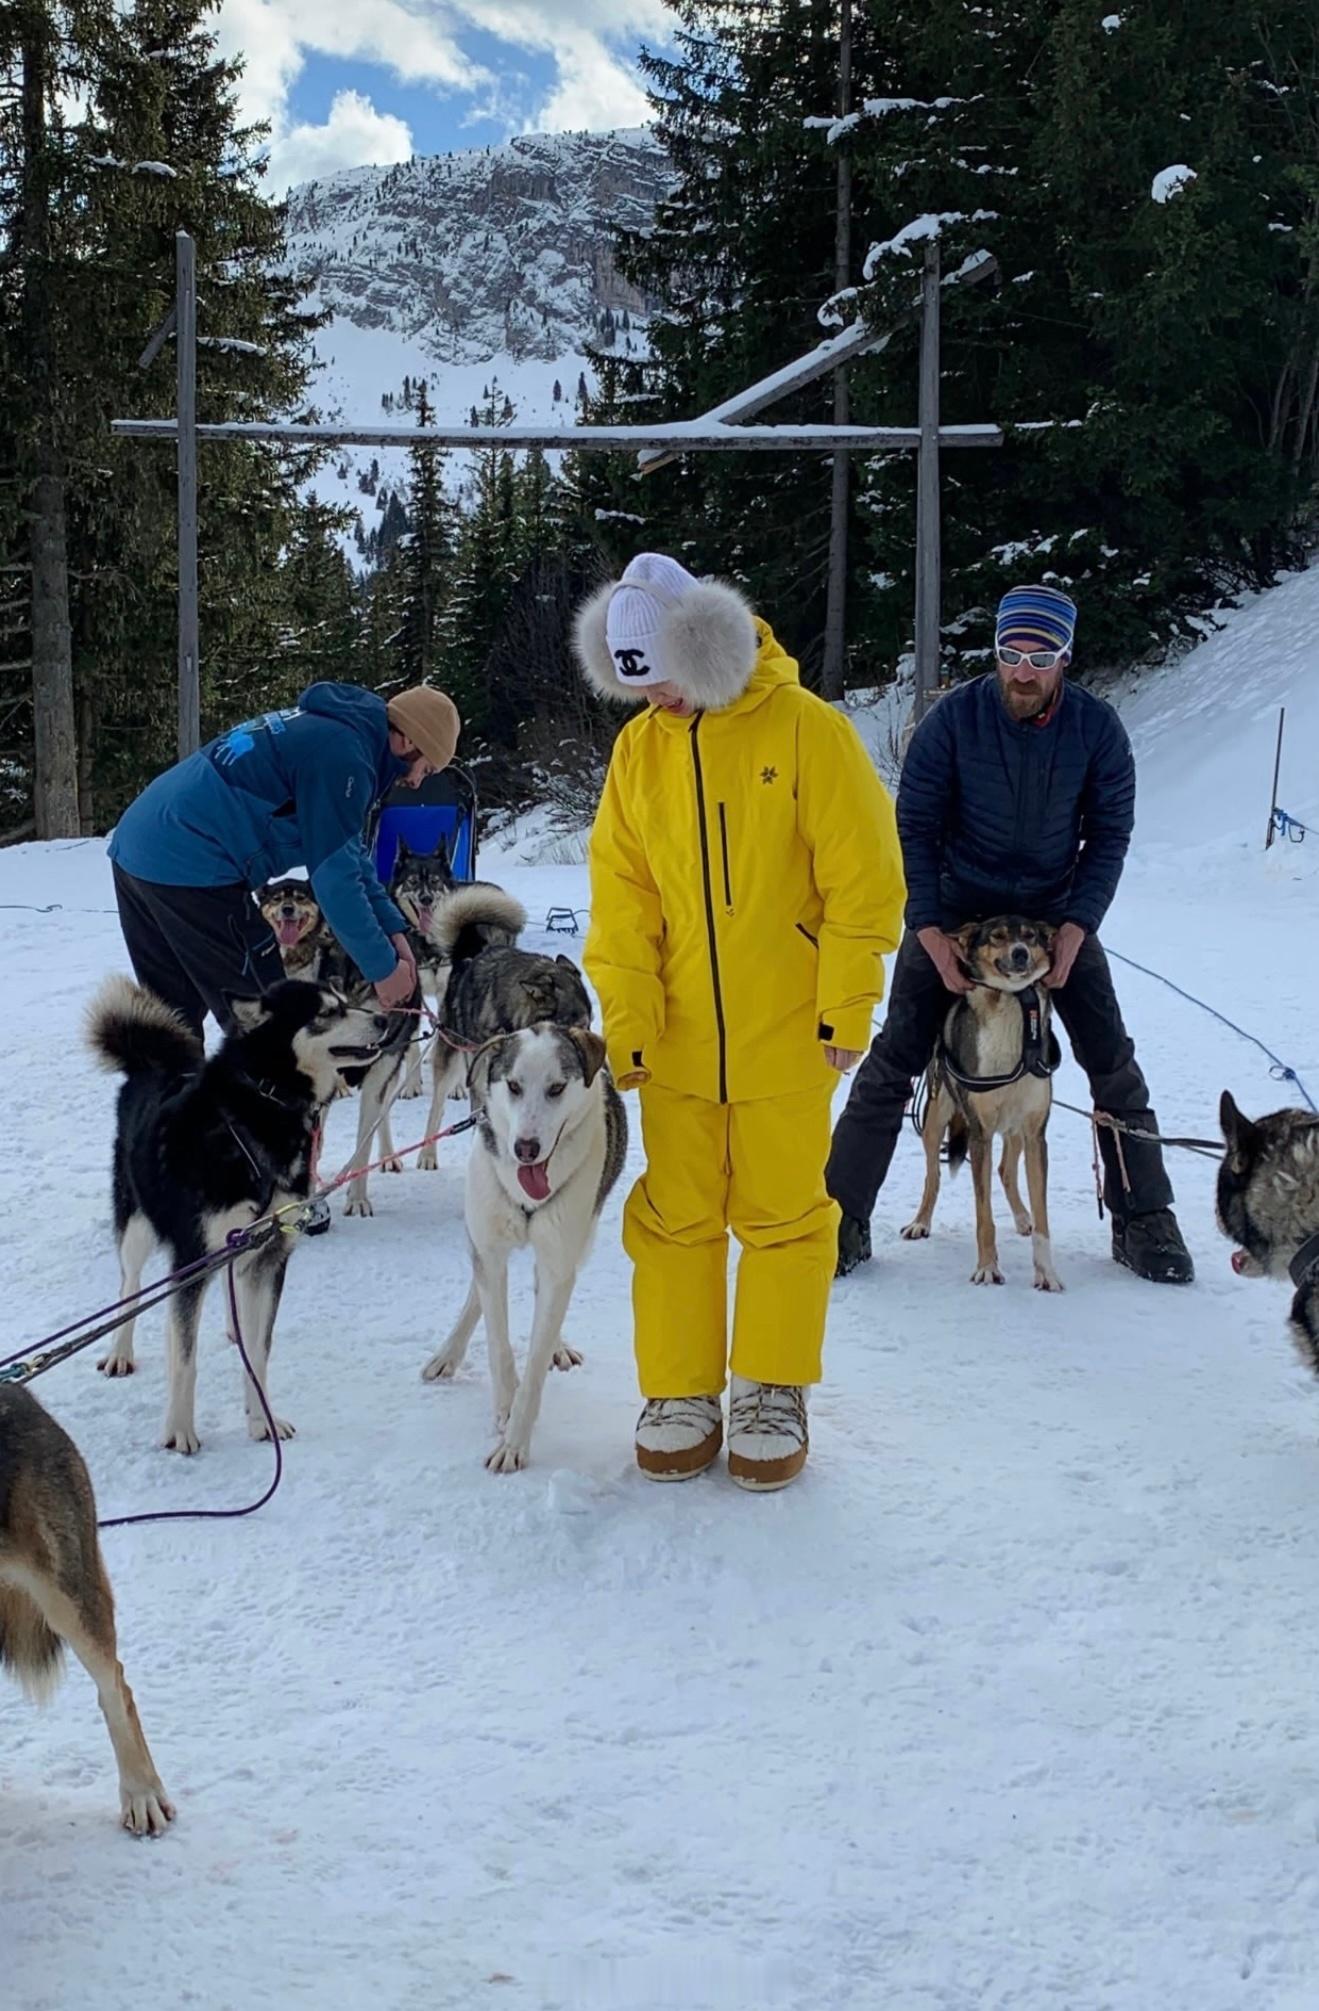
[271,88,414,190]
[214,0,662,184]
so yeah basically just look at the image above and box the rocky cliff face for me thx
[284,127,668,368]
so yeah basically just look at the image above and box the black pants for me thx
[826,931,1174,1223]
[113,863,284,1040]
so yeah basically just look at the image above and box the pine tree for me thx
[394,379,453,687]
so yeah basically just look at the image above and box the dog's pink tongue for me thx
[517,1162,551,1203]
[275,919,301,947]
[1231,1249,1247,1275]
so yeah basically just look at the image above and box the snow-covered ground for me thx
[2,573,1318,2009]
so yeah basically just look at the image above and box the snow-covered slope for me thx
[3,572,1319,2009]
[286,128,669,541]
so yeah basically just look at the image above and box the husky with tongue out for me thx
[422,1023,627,1473]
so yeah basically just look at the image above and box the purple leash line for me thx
[98,1257,284,1531]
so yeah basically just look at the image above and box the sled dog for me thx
[1218,1090,1319,1372]
[89,976,387,1448]
[903,916,1063,1291]
[0,1385,174,1834]
[422,1025,626,1472]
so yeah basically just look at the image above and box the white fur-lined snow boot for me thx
[727,1377,808,1491]
[635,1395,723,1481]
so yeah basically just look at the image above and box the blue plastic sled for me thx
[371,763,479,887]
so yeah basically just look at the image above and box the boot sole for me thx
[728,1444,808,1492]
[636,1425,723,1482]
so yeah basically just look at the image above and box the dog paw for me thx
[421,1348,460,1382]
[417,1146,439,1173]
[122,1784,175,1837]
[98,1354,135,1377]
[248,1412,296,1441]
[900,1222,930,1242]
[970,1265,1004,1287]
[344,1192,374,1218]
[486,1437,529,1474]
[381,1156,404,1175]
[552,1346,584,1371]
[1013,1215,1034,1238]
[398,1084,422,1101]
[1033,1270,1064,1294]
[161,1424,201,1454]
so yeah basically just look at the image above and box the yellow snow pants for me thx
[623,1082,839,1398]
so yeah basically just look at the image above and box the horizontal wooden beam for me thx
[110,418,1004,453]
[637,247,1000,475]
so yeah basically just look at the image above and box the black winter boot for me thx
[1111,1207,1193,1285]
[835,1212,872,1279]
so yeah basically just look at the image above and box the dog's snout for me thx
[1010,945,1030,968]
[514,1137,542,1164]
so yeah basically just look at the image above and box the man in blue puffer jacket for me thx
[828,584,1193,1286]
[109,681,460,1036]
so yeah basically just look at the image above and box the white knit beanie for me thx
[603,553,701,689]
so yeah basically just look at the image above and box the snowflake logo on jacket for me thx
[761,765,778,785]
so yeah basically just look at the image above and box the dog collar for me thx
[1290,1229,1319,1291]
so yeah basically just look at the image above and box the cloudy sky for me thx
[213,0,666,191]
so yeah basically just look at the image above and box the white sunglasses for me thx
[996,644,1069,670]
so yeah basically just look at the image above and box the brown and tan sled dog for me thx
[903,916,1063,1292]
[0,1385,173,1834]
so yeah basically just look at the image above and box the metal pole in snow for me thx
[1265,705,1285,850]
[176,231,200,759]
[913,237,942,724]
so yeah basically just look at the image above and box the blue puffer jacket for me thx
[897,675,1135,934]
[109,683,408,982]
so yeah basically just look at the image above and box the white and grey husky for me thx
[422,1024,626,1473]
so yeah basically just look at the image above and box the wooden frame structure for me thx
[113,232,1002,756]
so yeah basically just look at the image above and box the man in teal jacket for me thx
[109,682,460,1037]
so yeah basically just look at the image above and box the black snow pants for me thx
[112,862,284,1041]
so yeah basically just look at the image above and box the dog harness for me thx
[1290,1229,1319,1292]
[937,984,1062,1093]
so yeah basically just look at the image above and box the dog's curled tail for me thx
[945,1113,969,1177]
[86,976,203,1078]
[428,883,527,961]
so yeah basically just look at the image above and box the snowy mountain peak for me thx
[284,127,670,369]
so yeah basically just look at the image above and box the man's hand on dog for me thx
[1042,921,1086,991]
[918,927,974,996]
[375,934,418,1011]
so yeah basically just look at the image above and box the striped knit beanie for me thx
[995,585,1078,655]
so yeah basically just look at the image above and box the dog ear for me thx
[224,992,270,1032]
[395,839,411,863]
[1037,922,1057,950]
[953,923,978,962]
[1220,1090,1258,1159]
[556,954,577,970]
[466,1037,502,1104]
[569,1027,607,1086]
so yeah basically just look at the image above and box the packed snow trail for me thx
[2,578,1319,2009]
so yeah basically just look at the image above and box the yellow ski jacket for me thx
[585,623,906,1103]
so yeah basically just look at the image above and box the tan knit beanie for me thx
[386,687,461,770]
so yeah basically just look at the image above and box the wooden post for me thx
[176,231,200,758]
[913,237,941,723]
[821,0,852,703]
[1265,705,1285,849]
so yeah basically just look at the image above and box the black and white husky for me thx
[422,1025,627,1473]
[89,977,389,1451]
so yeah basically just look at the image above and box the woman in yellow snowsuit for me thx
[576,554,905,1490]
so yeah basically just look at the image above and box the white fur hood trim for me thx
[573,575,759,710]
